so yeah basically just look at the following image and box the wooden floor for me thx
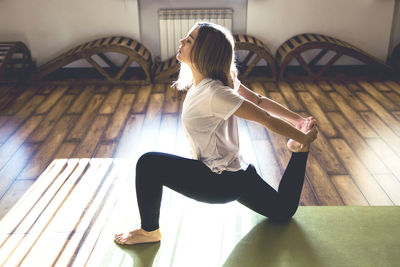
[1,79,400,216]
[0,78,400,266]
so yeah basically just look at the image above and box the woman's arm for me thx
[234,99,317,145]
[237,83,304,126]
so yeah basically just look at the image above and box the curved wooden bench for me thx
[154,34,277,82]
[30,36,152,83]
[0,42,33,82]
[153,56,179,82]
[234,34,276,80]
[276,33,393,80]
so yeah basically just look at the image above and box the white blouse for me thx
[181,78,248,173]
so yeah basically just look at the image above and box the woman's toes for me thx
[115,234,122,240]
[114,233,126,244]
[309,120,317,128]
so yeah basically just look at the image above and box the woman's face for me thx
[176,26,199,65]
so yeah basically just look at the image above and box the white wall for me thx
[0,0,397,67]
[0,0,140,66]
[247,0,395,62]
[138,0,247,60]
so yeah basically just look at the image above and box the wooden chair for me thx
[30,36,153,83]
[0,42,33,83]
[276,33,393,80]
[234,34,276,80]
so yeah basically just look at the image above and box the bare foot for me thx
[114,228,161,245]
[287,118,317,152]
[293,127,318,152]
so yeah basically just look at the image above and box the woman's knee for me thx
[136,152,160,174]
[268,207,297,224]
[269,214,293,224]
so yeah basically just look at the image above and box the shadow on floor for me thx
[117,241,161,267]
[113,219,323,267]
[223,219,323,267]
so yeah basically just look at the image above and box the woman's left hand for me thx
[296,116,317,131]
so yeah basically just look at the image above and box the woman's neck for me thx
[190,67,205,86]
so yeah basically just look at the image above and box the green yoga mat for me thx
[223,206,400,267]
[117,206,399,267]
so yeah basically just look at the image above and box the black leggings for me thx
[136,151,309,231]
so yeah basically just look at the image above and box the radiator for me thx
[158,8,233,61]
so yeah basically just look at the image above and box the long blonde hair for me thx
[173,22,237,91]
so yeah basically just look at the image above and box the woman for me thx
[115,22,318,245]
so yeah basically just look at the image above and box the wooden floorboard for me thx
[0,78,399,265]
[0,79,399,207]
